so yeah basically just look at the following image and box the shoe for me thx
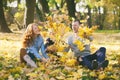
[92,60,98,70]
[23,54,37,68]
[101,60,109,69]
[77,56,83,65]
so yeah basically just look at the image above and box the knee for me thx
[20,48,27,63]
[99,47,106,53]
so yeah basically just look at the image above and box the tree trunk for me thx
[118,8,120,30]
[0,0,12,33]
[101,6,107,30]
[36,4,45,21]
[98,6,102,30]
[55,1,59,10]
[93,6,98,26]
[66,0,76,18]
[18,0,21,4]
[87,5,92,28]
[38,0,49,13]
[17,0,21,7]
[24,0,36,27]
[99,6,102,30]
[61,0,65,8]
[113,8,117,29]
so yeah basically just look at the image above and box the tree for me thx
[48,0,65,11]
[36,3,45,21]
[54,0,65,10]
[24,0,36,27]
[86,5,92,28]
[66,0,76,18]
[111,0,120,30]
[0,0,12,32]
[38,0,49,13]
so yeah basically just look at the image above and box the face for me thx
[72,21,80,33]
[32,24,40,35]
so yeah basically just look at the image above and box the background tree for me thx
[54,0,65,10]
[66,0,76,18]
[38,0,49,13]
[35,3,45,21]
[86,5,92,28]
[17,0,21,5]
[1,0,120,31]
[111,0,120,30]
[24,0,36,27]
[0,0,12,32]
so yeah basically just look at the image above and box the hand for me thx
[41,58,48,63]
[88,36,93,42]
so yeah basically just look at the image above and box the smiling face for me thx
[32,24,40,35]
[72,21,80,33]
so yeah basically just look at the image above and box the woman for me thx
[20,23,49,68]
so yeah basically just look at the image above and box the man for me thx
[66,19,109,70]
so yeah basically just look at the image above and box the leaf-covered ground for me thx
[0,32,120,80]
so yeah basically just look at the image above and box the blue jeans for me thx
[80,47,106,70]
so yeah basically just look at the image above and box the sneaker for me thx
[77,56,83,65]
[101,60,109,69]
[92,60,98,70]
[23,54,37,68]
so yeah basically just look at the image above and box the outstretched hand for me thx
[41,58,50,63]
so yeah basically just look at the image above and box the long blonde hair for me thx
[22,23,39,48]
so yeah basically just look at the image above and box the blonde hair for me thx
[22,23,39,48]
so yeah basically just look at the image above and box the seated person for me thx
[66,19,109,70]
[20,23,49,68]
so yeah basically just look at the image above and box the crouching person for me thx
[20,23,49,68]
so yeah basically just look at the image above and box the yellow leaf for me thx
[98,73,106,80]
[26,73,38,77]
[72,72,81,78]
[66,58,77,67]
[59,56,67,63]
[38,26,43,30]
[41,31,48,38]
[89,71,97,77]
[8,75,14,80]
[50,69,61,76]
[39,65,46,71]
[56,76,65,79]
[74,40,84,51]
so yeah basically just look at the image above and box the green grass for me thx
[95,30,120,33]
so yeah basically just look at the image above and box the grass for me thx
[95,30,120,33]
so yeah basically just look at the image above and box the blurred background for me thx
[0,0,120,33]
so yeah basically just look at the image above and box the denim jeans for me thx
[80,47,106,70]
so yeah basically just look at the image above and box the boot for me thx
[23,55,37,68]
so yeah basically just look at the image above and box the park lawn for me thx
[95,30,120,33]
[0,32,120,80]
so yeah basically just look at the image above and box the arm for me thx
[27,46,43,59]
[41,42,49,59]
[64,46,70,52]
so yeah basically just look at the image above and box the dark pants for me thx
[28,53,36,62]
[80,47,106,70]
